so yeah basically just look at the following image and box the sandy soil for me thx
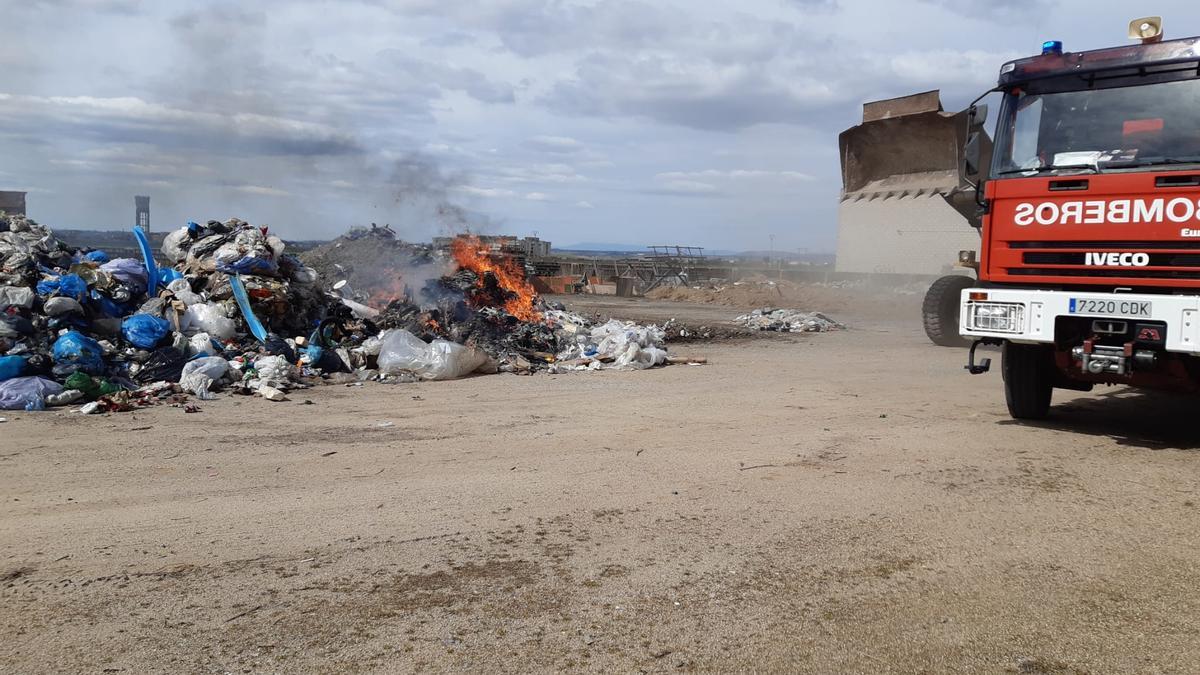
[3,298,1200,673]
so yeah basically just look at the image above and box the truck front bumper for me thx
[959,288,1200,354]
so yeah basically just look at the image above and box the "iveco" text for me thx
[1084,252,1150,266]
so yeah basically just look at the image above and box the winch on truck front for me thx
[952,16,1200,419]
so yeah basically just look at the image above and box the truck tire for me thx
[922,275,974,347]
[1002,342,1053,420]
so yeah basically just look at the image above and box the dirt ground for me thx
[3,292,1200,673]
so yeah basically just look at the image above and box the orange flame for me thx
[450,235,542,322]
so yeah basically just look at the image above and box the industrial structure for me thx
[135,195,150,233]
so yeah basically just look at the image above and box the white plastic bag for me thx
[179,356,230,400]
[0,286,34,309]
[254,355,294,389]
[181,356,229,382]
[161,226,191,262]
[188,332,215,357]
[376,329,492,380]
[181,303,236,339]
[167,278,204,307]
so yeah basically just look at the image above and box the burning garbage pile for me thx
[344,235,688,374]
[734,308,844,333]
[0,216,692,414]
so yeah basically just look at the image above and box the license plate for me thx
[1068,298,1152,317]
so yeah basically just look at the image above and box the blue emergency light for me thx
[1042,40,1063,55]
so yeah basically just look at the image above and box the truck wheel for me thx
[1002,342,1053,420]
[922,275,974,347]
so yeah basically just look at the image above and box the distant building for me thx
[0,191,26,216]
[433,234,551,258]
[135,195,150,232]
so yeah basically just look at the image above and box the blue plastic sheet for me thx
[133,226,159,294]
[84,250,110,264]
[52,330,105,374]
[229,275,267,343]
[122,314,172,349]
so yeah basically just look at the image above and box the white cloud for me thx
[524,135,584,153]
[657,179,718,194]
[234,185,290,197]
[457,185,516,198]
[575,200,594,209]
[524,191,550,201]
[0,92,359,156]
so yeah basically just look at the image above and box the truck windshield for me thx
[993,75,1200,176]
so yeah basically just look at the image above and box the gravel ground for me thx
[2,300,1199,673]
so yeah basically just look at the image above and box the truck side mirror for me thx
[964,132,983,177]
[962,102,988,181]
[968,103,988,129]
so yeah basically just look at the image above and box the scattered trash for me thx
[1,216,705,421]
[734,308,844,333]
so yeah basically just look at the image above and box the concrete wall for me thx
[835,194,979,275]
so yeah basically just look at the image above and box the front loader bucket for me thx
[838,90,991,226]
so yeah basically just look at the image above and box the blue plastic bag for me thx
[218,256,278,276]
[85,250,110,264]
[158,268,183,287]
[90,290,132,318]
[0,355,27,382]
[52,330,105,374]
[122,314,171,349]
[0,376,64,411]
[36,273,88,301]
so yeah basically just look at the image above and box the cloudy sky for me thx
[2,1,1197,251]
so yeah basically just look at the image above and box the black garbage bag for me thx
[0,314,34,338]
[136,347,187,384]
[262,333,295,362]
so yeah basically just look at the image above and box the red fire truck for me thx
[959,17,1200,419]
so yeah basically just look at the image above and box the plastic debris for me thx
[377,329,493,380]
[0,376,65,411]
[0,355,28,381]
[1,215,702,419]
[734,308,844,333]
[122,314,172,349]
[52,331,105,375]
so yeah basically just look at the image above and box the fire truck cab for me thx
[960,18,1200,419]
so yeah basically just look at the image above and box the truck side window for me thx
[1011,96,1043,168]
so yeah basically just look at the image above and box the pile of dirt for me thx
[646,278,817,309]
[645,276,925,320]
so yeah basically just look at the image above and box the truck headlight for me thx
[967,302,1025,333]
